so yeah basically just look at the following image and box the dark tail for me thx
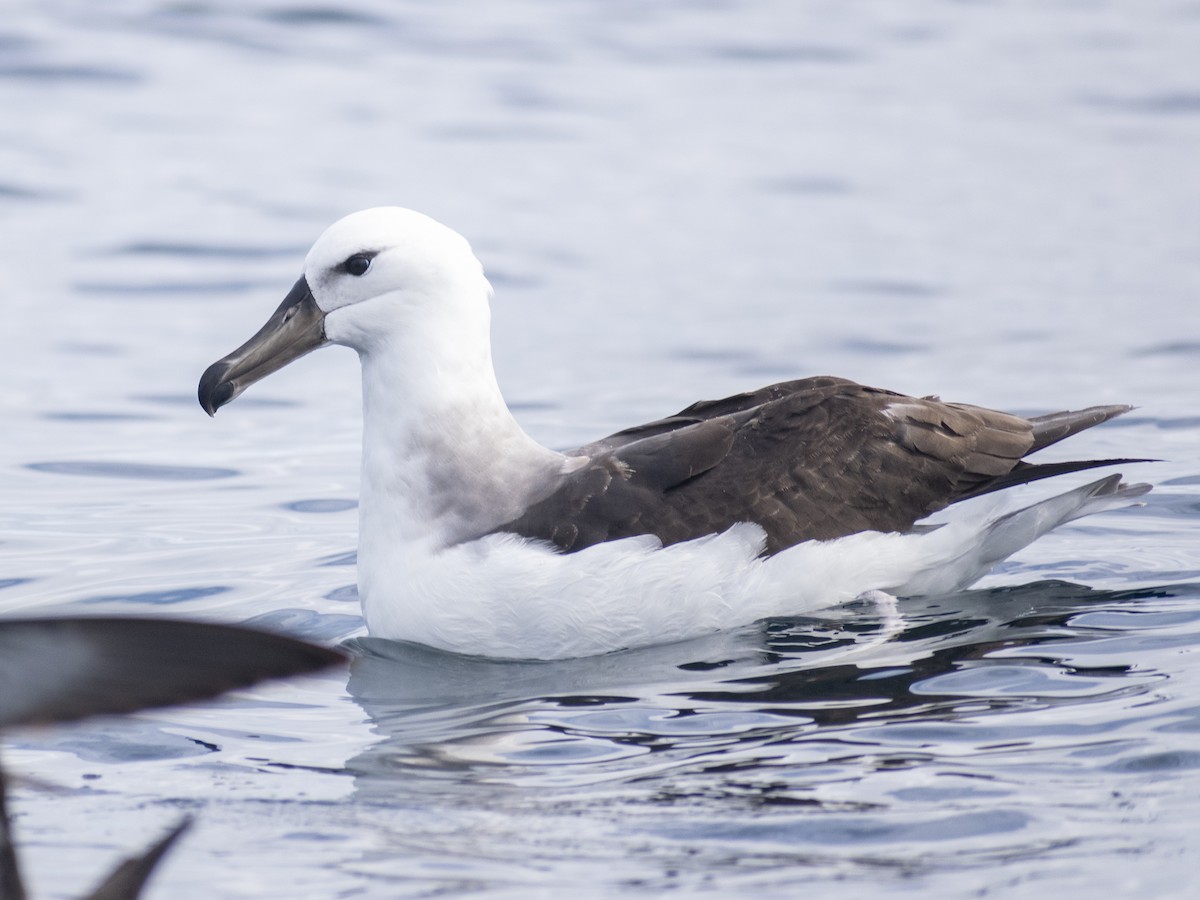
[1029,404,1132,453]
[957,456,1154,501]
[957,404,1153,501]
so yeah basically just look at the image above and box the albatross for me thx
[198,207,1150,660]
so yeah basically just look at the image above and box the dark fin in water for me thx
[85,816,193,900]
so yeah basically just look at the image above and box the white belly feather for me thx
[357,474,1145,659]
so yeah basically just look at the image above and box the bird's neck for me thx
[355,306,566,552]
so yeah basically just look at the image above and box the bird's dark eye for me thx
[341,253,373,276]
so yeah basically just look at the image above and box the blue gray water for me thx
[2,1,1199,896]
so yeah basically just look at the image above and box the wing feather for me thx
[496,377,1135,554]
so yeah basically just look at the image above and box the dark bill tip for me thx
[198,363,236,416]
[197,276,327,417]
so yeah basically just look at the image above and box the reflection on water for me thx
[26,460,239,480]
[332,580,1198,888]
[347,582,1175,786]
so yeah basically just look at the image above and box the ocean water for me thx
[2,1,1199,896]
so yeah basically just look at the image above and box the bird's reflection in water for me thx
[343,580,1182,798]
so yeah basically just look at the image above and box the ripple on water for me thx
[74,279,274,296]
[12,720,215,764]
[1080,91,1200,116]
[535,706,805,737]
[243,608,364,641]
[81,586,231,606]
[27,460,239,480]
[0,64,140,84]
[0,182,67,201]
[912,663,1134,699]
[1163,475,1200,486]
[831,278,946,297]
[318,550,357,567]
[1104,751,1200,774]
[657,808,1032,846]
[112,241,304,259]
[42,411,158,422]
[260,6,391,27]
[706,42,862,65]
[284,498,358,513]
[1153,706,1200,734]
[502,730,650,765]
[1132,340,1200,357]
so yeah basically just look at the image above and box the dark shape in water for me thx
[76,817,193,900]
[0,616,346,899]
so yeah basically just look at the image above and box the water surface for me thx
[1,2,1198,897]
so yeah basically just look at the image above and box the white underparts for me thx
[358,474,1144,659]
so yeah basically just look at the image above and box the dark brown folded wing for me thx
[497,376,1133,554]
